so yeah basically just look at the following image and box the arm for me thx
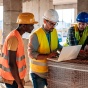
[58,39,63,51]
[8,51,23,88]
[58,43,62,51]
[83,36,88,51]
[67,27,78,45]
[7,36,24,88]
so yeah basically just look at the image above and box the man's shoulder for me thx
[68,26,75,32]
[7,36,18,43]
[8,36,18,40]
[29,32,38,40]
[69,26,75,30]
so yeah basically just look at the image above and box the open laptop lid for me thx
[47,45,82,62]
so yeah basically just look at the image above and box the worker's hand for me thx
[48,52,59,58]
[78,50,86,57]
[22,79,25,86]
[77,50,88,59]
[18,84,24,88]
[84,45,88,52]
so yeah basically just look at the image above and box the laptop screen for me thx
[58,45,82,62]
[47,45,82,62]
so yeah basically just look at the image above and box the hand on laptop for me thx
[48,52,59,58]
[77,50,88,59]
[84,45,88,52]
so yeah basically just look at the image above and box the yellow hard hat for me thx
[16,12,38,24]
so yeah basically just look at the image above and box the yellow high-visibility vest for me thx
[30,28,58,73]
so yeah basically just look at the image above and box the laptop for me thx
[47,45,82,62]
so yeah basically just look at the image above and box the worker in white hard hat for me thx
[0,12,38,88]
[28,9,62,88]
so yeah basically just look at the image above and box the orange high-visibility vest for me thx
[0,30,26,80]
[30,28,58,73]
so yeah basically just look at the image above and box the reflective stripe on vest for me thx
[31,60,47,66]
[0,64,26,72]
[1,53,26,68]
[2,53,25,61]
[30,28,58,73]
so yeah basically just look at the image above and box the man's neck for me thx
[42,25,50,33]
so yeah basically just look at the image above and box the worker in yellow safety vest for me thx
[0,12,38,88]
[28,9,62,88]
[64,12,88,52]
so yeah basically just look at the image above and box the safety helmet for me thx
[43,9,59,22]
[16,12,38,24]
[85,13,88,23]
[76,12,88,23]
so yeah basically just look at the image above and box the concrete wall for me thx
[0,0,2,5]
[3,0,22,41]
[77,0,88,14]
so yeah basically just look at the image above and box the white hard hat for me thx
[43,9,59,22]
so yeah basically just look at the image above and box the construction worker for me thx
[28,9,62,88]
[64,12,88,51]
[0,12,38,88]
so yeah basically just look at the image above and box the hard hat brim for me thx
[33,21,38,24]
[16,21,38,24]
[43,16,59,23]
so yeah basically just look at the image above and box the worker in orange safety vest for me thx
[0,12,38,88]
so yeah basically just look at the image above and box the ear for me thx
[20,24,26,30]
[43,19,47,24]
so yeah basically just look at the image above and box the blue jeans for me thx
[5,81,18,88]
[30,73,47,88]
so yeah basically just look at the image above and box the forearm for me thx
[36,51,59,60]
[67,28,77,45]
[58,43,62,51]
[28,51,48,60]
[9,63,22,85]
[29,49,59,60]
[8,50,23,86]
[36,54,48,60]
[82,37,88,50]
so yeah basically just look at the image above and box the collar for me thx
[42,25,50,34]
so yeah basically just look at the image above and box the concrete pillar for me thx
[77,0,88,14]
[3,0,22,41]
[74,7,77,22]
